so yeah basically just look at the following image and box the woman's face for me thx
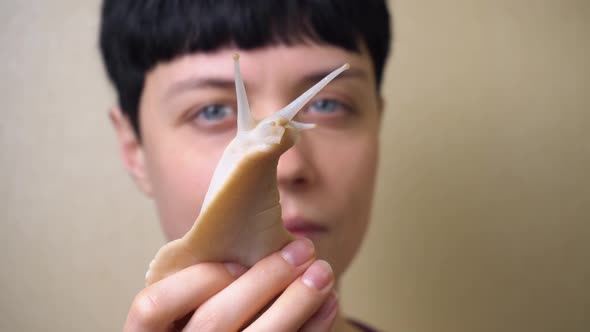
[113,42,382,278]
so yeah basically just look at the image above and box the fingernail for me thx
[302,260,333,290]
[281,238,315,266]
[224,262,247,278]
[316,292,339,320]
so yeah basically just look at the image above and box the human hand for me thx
[124,238,338,331]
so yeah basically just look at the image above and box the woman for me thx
[100,1,391,330]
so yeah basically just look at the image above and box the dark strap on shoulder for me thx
[347,318,380,332]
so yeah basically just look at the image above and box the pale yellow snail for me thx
[145,54,349,286]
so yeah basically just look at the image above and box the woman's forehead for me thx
[147,44,375,93]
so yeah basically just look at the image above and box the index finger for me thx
[124,262,241,332]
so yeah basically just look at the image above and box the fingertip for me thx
[281,238,315,267]
[302,260,334,290]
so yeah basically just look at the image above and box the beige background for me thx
[1,0,589,331]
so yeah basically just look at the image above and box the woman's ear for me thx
[109,107,153,197]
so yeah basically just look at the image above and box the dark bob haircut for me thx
[99,0,392,135]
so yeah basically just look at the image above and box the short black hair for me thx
[99,0,392,135]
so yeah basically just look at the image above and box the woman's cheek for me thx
[152,148,217,239]
[337,135,378,220]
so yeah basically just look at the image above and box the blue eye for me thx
[189,103,237,131]
[197,104,235,121]
[299,98,356,126]
[309,99,344,114]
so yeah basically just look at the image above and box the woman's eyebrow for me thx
[165,77,235,100]
[301,68,369,85]
[165,68,367,100]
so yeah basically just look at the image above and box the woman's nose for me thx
[277,136,316,192]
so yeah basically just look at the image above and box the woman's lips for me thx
[283,217,329,238]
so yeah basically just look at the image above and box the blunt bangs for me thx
[100,0,391,134]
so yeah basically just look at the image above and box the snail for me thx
[145,54,349,286]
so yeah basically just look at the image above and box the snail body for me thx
[145,55,349,285]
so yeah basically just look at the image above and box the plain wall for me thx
[1,0,588,331]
